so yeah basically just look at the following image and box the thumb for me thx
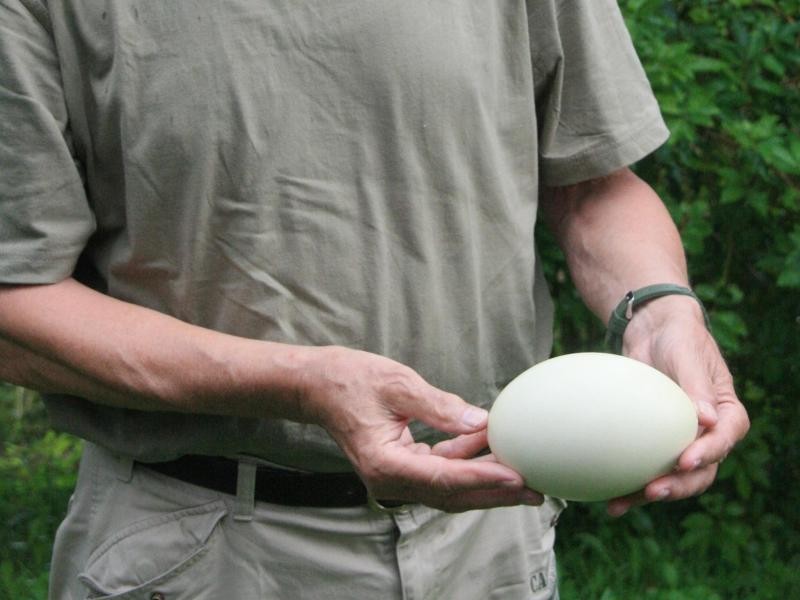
[671,346,719,430]
[397,381,489,435]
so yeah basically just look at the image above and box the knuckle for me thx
[739,410,751,437]
[381,368,423,400]
[431,392,462,422]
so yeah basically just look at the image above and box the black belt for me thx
[142,455,369,507]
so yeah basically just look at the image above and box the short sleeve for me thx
[530,0,669,186]
[0,0,94,283]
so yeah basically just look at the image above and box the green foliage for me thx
[0,384,81,599]
[550,0,800,597]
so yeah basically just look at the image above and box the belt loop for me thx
[233,460,257,522]
[113,454,134,483]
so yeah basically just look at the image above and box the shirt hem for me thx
[540,119,670,187]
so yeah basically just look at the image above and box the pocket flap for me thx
[79,500,227,597]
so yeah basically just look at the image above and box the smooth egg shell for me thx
[488,352,698,502]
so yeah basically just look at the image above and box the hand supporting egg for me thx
[487,353,698,502]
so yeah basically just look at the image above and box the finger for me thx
[606,490,647,517]
[431,430,488,459]
[381,372,490,435]
[472,452,504,463]
[669,337,720,429]
[399,428,415,445]
[363,450,524,503]
[410,390,489,435]
[646,463,718,501]
[677,398,750,470]
[398,428,434,455]
[607,463,719,517]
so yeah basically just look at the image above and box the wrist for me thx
[623,294,706,347]
[262,342,332,424]
[203,338,325,423]
[605,284,709,355]
[280,344,362,427]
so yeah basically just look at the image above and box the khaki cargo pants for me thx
[49,443,564,599]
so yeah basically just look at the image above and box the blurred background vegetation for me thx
[545,0,800,598]
[1,0,798,598]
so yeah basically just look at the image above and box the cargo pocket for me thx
[78,500,228,599]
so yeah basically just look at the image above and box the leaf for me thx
[777,268,800,287]
[709,310,749,353]
[716,457,735,480]
[661,562,680,588]
[762,54,786,78]
[777,227,800,287]
[693,283,717,302]
[681,512,714,533]
[720,185,744,205]
[689,56,728,73]
[576,532,612,563]
[759,141,800,175]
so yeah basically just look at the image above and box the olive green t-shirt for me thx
[0,0,668,470]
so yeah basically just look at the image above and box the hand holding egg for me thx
[488,353,698,502]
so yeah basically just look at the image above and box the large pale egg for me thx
[488,352,698,502]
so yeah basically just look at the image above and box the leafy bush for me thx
[0,384,81,598]
[550,0,800,597]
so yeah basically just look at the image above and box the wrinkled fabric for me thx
[50,443,565,599]
[0,0,667,470]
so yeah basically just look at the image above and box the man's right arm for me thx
[0,278,537,511]
[0,277,315,417]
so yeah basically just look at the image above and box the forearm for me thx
[540,168,703,335]
[540,168,750,514]
[0,278,313,420]
[0,278,536,511]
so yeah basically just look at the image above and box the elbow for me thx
[0,336,40,390]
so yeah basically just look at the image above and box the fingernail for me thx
[656,488,670,500]
[461,407,488,428]
[500,478,523,489]
[692,458,702,469]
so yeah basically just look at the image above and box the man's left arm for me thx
[539,167,750,516]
